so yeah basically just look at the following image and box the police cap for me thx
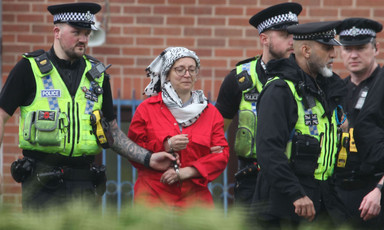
[249,2,302,34]
[338,18,383,46]
[47,2,101,30]
[288,21,342,46]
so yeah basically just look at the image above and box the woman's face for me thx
[167,57,198,95]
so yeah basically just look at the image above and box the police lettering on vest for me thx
[41,89,61,98]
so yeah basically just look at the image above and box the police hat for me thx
[338,18,383,46]
[288,21,342,46]
[249,2,302,34]
[47,2,101,30]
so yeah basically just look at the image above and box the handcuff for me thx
[168,137,182,187]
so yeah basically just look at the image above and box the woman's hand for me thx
[166,134,189,152]
[160,168,179,185]
[160,166,201,185]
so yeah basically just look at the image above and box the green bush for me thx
[0,202,247,230]
[0,202,356,230]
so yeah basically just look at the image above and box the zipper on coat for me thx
[67,102,71,146]
[321,123,329,180]
[69,96,76,157]
[76,102,80,144]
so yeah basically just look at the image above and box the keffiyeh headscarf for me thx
[144,47,200,96]
[144,47,207,127]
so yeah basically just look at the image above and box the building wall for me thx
[2,0,384,207]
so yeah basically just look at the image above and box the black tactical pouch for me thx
[10,157,36,183]
[91,164,107,196]
[290,133,321,176]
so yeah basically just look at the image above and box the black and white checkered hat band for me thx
[293,29,336,40]
[53,11,95,24]
[257,11,298,33]
[340,27,376,37]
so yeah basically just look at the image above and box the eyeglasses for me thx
[173,66,199,77]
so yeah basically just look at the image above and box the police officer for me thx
[0,2,176,210]
[251,21,349,229]
[334,18,384,228]
[215,2,302,208]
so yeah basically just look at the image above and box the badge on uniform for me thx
[304,114,319,126]
[82,86,98,102]
[38,111,56,121]
[354,86,368,110]
[244,88,259,102]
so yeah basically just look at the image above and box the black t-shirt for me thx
[215,57,267,119]
[0,48,115,121]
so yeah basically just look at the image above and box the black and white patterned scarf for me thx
[144,47,207,127]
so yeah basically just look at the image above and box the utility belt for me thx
[11,155,106,195]
[334,172,378,190]
[23,150,95,167]
[235,157,259,180]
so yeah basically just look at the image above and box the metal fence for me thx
[101,96,234,213]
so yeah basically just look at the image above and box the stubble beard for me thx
[269,43,291,60]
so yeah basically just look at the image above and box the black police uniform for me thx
[336,18,384,229]
[215,2,302,207]
[0,3,113,210]
[250,21,349,229]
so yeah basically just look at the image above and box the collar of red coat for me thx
[146,93,163,104]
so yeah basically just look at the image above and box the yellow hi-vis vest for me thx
[234,57,263,159]
[18,53,104,157]
[272,78,339,181]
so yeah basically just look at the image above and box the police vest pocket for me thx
[28,110,64,147]
[234,127,253,158]
[290,134,321,176]
[235,110,256,158]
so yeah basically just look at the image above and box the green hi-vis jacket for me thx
[275,78,338,181]
[234,57,263,159]
[18,52,104,157]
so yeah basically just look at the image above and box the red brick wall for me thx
[2,0,384,207]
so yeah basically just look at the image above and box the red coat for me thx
[128,93,229,208]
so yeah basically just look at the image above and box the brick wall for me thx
[2,0,384,207]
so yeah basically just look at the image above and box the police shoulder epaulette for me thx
[274,79,289,88]
[23,49,45,58]
[84,54,101,64]
[235,56,260,67]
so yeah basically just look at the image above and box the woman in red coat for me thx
[128,47,229,208]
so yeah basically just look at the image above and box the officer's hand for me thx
[359,187,381,221]
[293,196,316,222]
[210,146,224,153]
[168,134,189,151]
[149,152,180,171]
